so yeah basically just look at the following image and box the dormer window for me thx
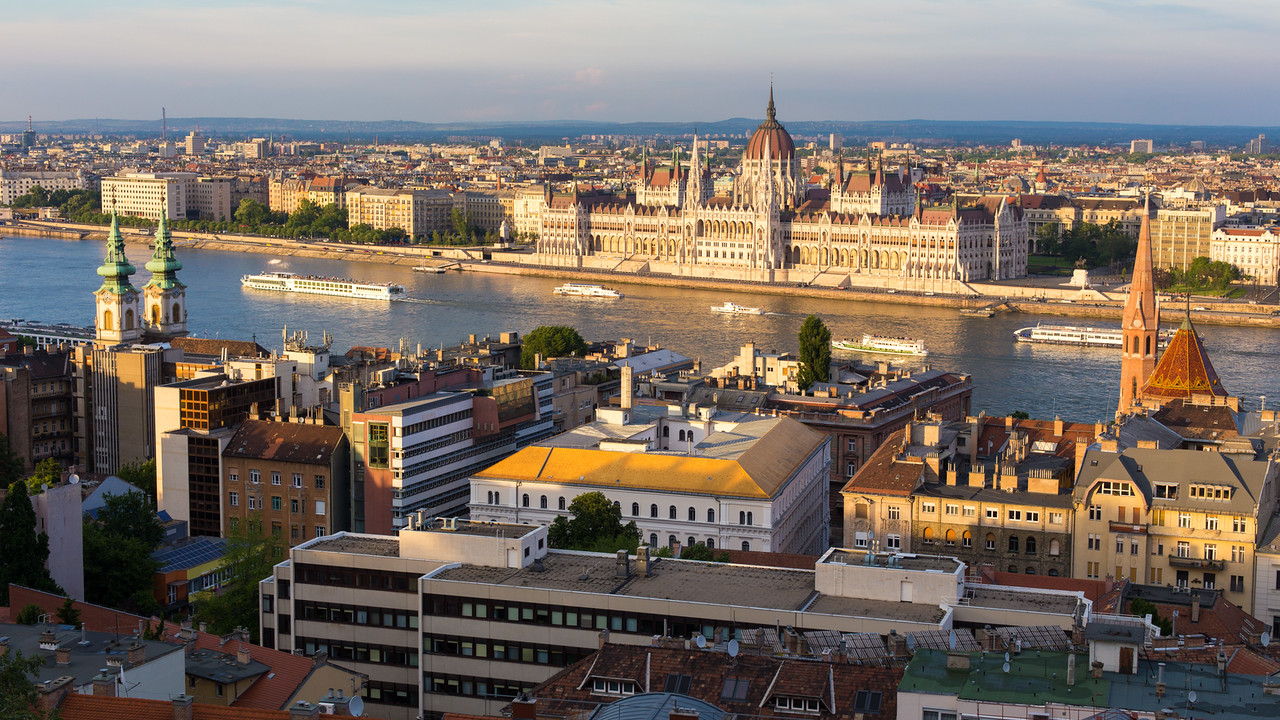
[591,678,637,696]
[773,697,820,714]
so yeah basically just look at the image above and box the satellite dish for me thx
[1002,662,1011,674]
[68,473,80,485]
[1187,691,1197,705]
[1262,631,1272,648]
[868,530,875,540]
[907,635,917,651]
[727,639,739,658]
[695,634,706,649]
[349,695,365,717]
[949,630,958,651]
[1005,651,1011,663]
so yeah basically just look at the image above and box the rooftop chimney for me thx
[1191,594,1201,623]
[37,676,75,714]
[288,701,320,719]
[615,549,631,578]
[55,647,70,666]
[237,645,251,665]
[512,694,537,720]
[92,669,116,697]
[635,546,652,577]
[621,365,633,410]
[670,708,701,720]
[128,641,146,666]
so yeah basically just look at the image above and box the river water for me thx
[2,235,1277,423]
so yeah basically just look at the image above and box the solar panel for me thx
[995,625,1071,650]
[909,629,980,651]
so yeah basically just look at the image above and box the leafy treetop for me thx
[521,325,588,369]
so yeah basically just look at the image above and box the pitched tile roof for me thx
[839,428,921,497]
[169,337,269,359]
[58,694,302,720]
[222,419,345,465]
[1143,319,1228,400]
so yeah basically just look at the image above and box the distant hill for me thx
[2,116,1276,147]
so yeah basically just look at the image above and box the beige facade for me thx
[1071,443,1279,614]
[1211,226,1280,284]
[1151,205,1227,270]
[101,172,231,221]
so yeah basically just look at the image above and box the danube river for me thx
[3,235,1278,422]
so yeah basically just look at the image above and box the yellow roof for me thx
[475,416,827,499]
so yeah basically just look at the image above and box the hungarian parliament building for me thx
[534,91,1029,287]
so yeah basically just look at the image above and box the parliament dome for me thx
[744,87,795,161]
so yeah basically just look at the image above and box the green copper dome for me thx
[96,214,138,293]
[144,210,184,289]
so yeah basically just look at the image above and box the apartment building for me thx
[346,374,554,534]
[0,347,76,471]
[261,518,1088,720]
[1151,205,1227,270]
[469,403,831,555]
[1071,441,1280,614]
[100,172,231,221]
[1211,226,1280,284]
[220,419,350,545]
[0,168,92,204]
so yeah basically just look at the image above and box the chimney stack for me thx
[237,645,251,665]
[288,701,320,719]
[621,365,634,410]
[91,669,116,697]
[55,647,70,666]
[37,677,75,714]
[128,641,146,666]
[615,549,631,578]
[512,695,538,720]
[1191,594,1201,623]
[635,546,651,576]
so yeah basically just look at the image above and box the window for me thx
[945,529,956,546]
[963,506,976,518]
[986,508,999,519]
[540,495,548,509]
[292,473,302,488]
[558,497,566,511]
[632,503,640,516]
[1178,513,1192,528]
[229,491,239,507]
[248,496,257,510]
[229,472,239,483]
[945,504,959,516]
[985,533,995,551]
[1230,575,1246,593]
[886,534,901,549]
[1234,517,1248,533]
[1116,538,1125,554]
[1176,541,1190,558]
[1131,542,1139,555]
[669,506,677,520]
[1025,511,1039,522]
[271,472,281,486]
[1088,533,1100,550]
[962,531,972,548]
[652,505,660,518]
[291,499,299,513]
[921,502,937,514]
[663,674,693,694]
[1008,510,1022,521]
[1008,536,1019,553]
[649,533,658,547]
[272,496,282,511]
[315,501,326,516]
[747,511,753,525]
[1204,544,1217,561]
[888,506,901,520]
[1203,572,1216,590]
[1095,481,1134,496]
[742,541,750,551]
[368,423,390,468]
[1088,505,1102,520]
[853,691,882,713]
[523,494,530,508]
[1154,483,1178,499]
[923,710,957,720]
[315,474,325,489]
[1049,539,1060,556]
[249,469,260,483]
[1049,512,1063,524]
[707,509,716,523]
[721,678,751,702]
[1086,561,1100,579]
[1025,537,1037,555]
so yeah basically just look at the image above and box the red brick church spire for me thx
[1118,195,1158,416]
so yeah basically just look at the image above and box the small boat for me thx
[832,334,928,357]
[553,283,622,298]
[413,266,447,274]
[710,301,763,315]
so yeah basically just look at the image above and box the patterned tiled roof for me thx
[1143,319,1228,400]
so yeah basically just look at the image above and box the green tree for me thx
[96,489,163,549]
[1035,222,1061,255]
[82,520,158,612]
[796,315,832,391]
[0,481,59,605]
[25,458,61,495]
[55,596,81,628]
[115,458,157,502]
[521,325,588,369]
[547,492,641,553]
[14,604,41,625]
[0,647,55,720]
[678,543,731,562]
[233,198,270,227]
[1129,597,1173,636]
[194,514,285,643]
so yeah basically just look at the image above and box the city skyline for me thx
[6,0,1279,126]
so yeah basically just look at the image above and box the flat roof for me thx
[822,550,963,574]
[409,518,542,538]
[806,595,947,624]
[965,585,1083,615]
[185,647,270,683]
[301,533,402,557]
[902,648,1108,706]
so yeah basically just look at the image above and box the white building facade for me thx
[1211,226,1280,285]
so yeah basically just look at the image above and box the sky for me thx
[4,0,1277,126]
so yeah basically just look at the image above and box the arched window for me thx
[707,538,715,549]
[124,308,134,330]
[650,533,658,547]
[1026,567,1037,575]
[742,541,751,552]
[707,509,715,523]
[746,511,753,526]
[539,495,548,509]
[171,302,181,323]
[669,505,677,520]
[1008,565,1018,573]
[632,502,640,516]
[922,527,934,544]
[522,493,530,508]
[1049,539,1061,556]
[668,535,677,549]
[1048,568,1060,577]
[494,492,500,505]
[613,501,621,510]
[650,504,659,518]
[102,309,113,329]
[1008,536,1019,553]
[962,531,973,548]
[739,511,746,525]
[688,507,697,521]
[687,536,696,548]
[986,533,996,550]
[486,491,494,504]
[150,305,161,326]
[662,425,670,438]
[1025,537,1037,555]
[945,529,956,546]
[558,497,566,511]
[678,429,686,442]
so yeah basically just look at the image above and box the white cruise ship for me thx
[710,301,764,315]
[552,283,622,298]
[241,271,405,300]
[1013,324,1173,349]
[832,334,928,357]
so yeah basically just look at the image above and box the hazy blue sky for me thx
[5,0,1275,125]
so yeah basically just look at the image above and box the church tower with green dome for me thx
[143,210,187,336]
[95,214,143,344]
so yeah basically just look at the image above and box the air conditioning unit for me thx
[318,703,335,714]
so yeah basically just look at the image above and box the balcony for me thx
[1109,521,1148,534]
[1169,555,1225,571]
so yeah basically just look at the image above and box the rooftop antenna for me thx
[162,107,167,142]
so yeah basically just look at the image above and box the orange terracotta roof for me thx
[1143,319,1228,400]
[59,694,297,720]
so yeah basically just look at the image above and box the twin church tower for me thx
[94,212,187,344]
